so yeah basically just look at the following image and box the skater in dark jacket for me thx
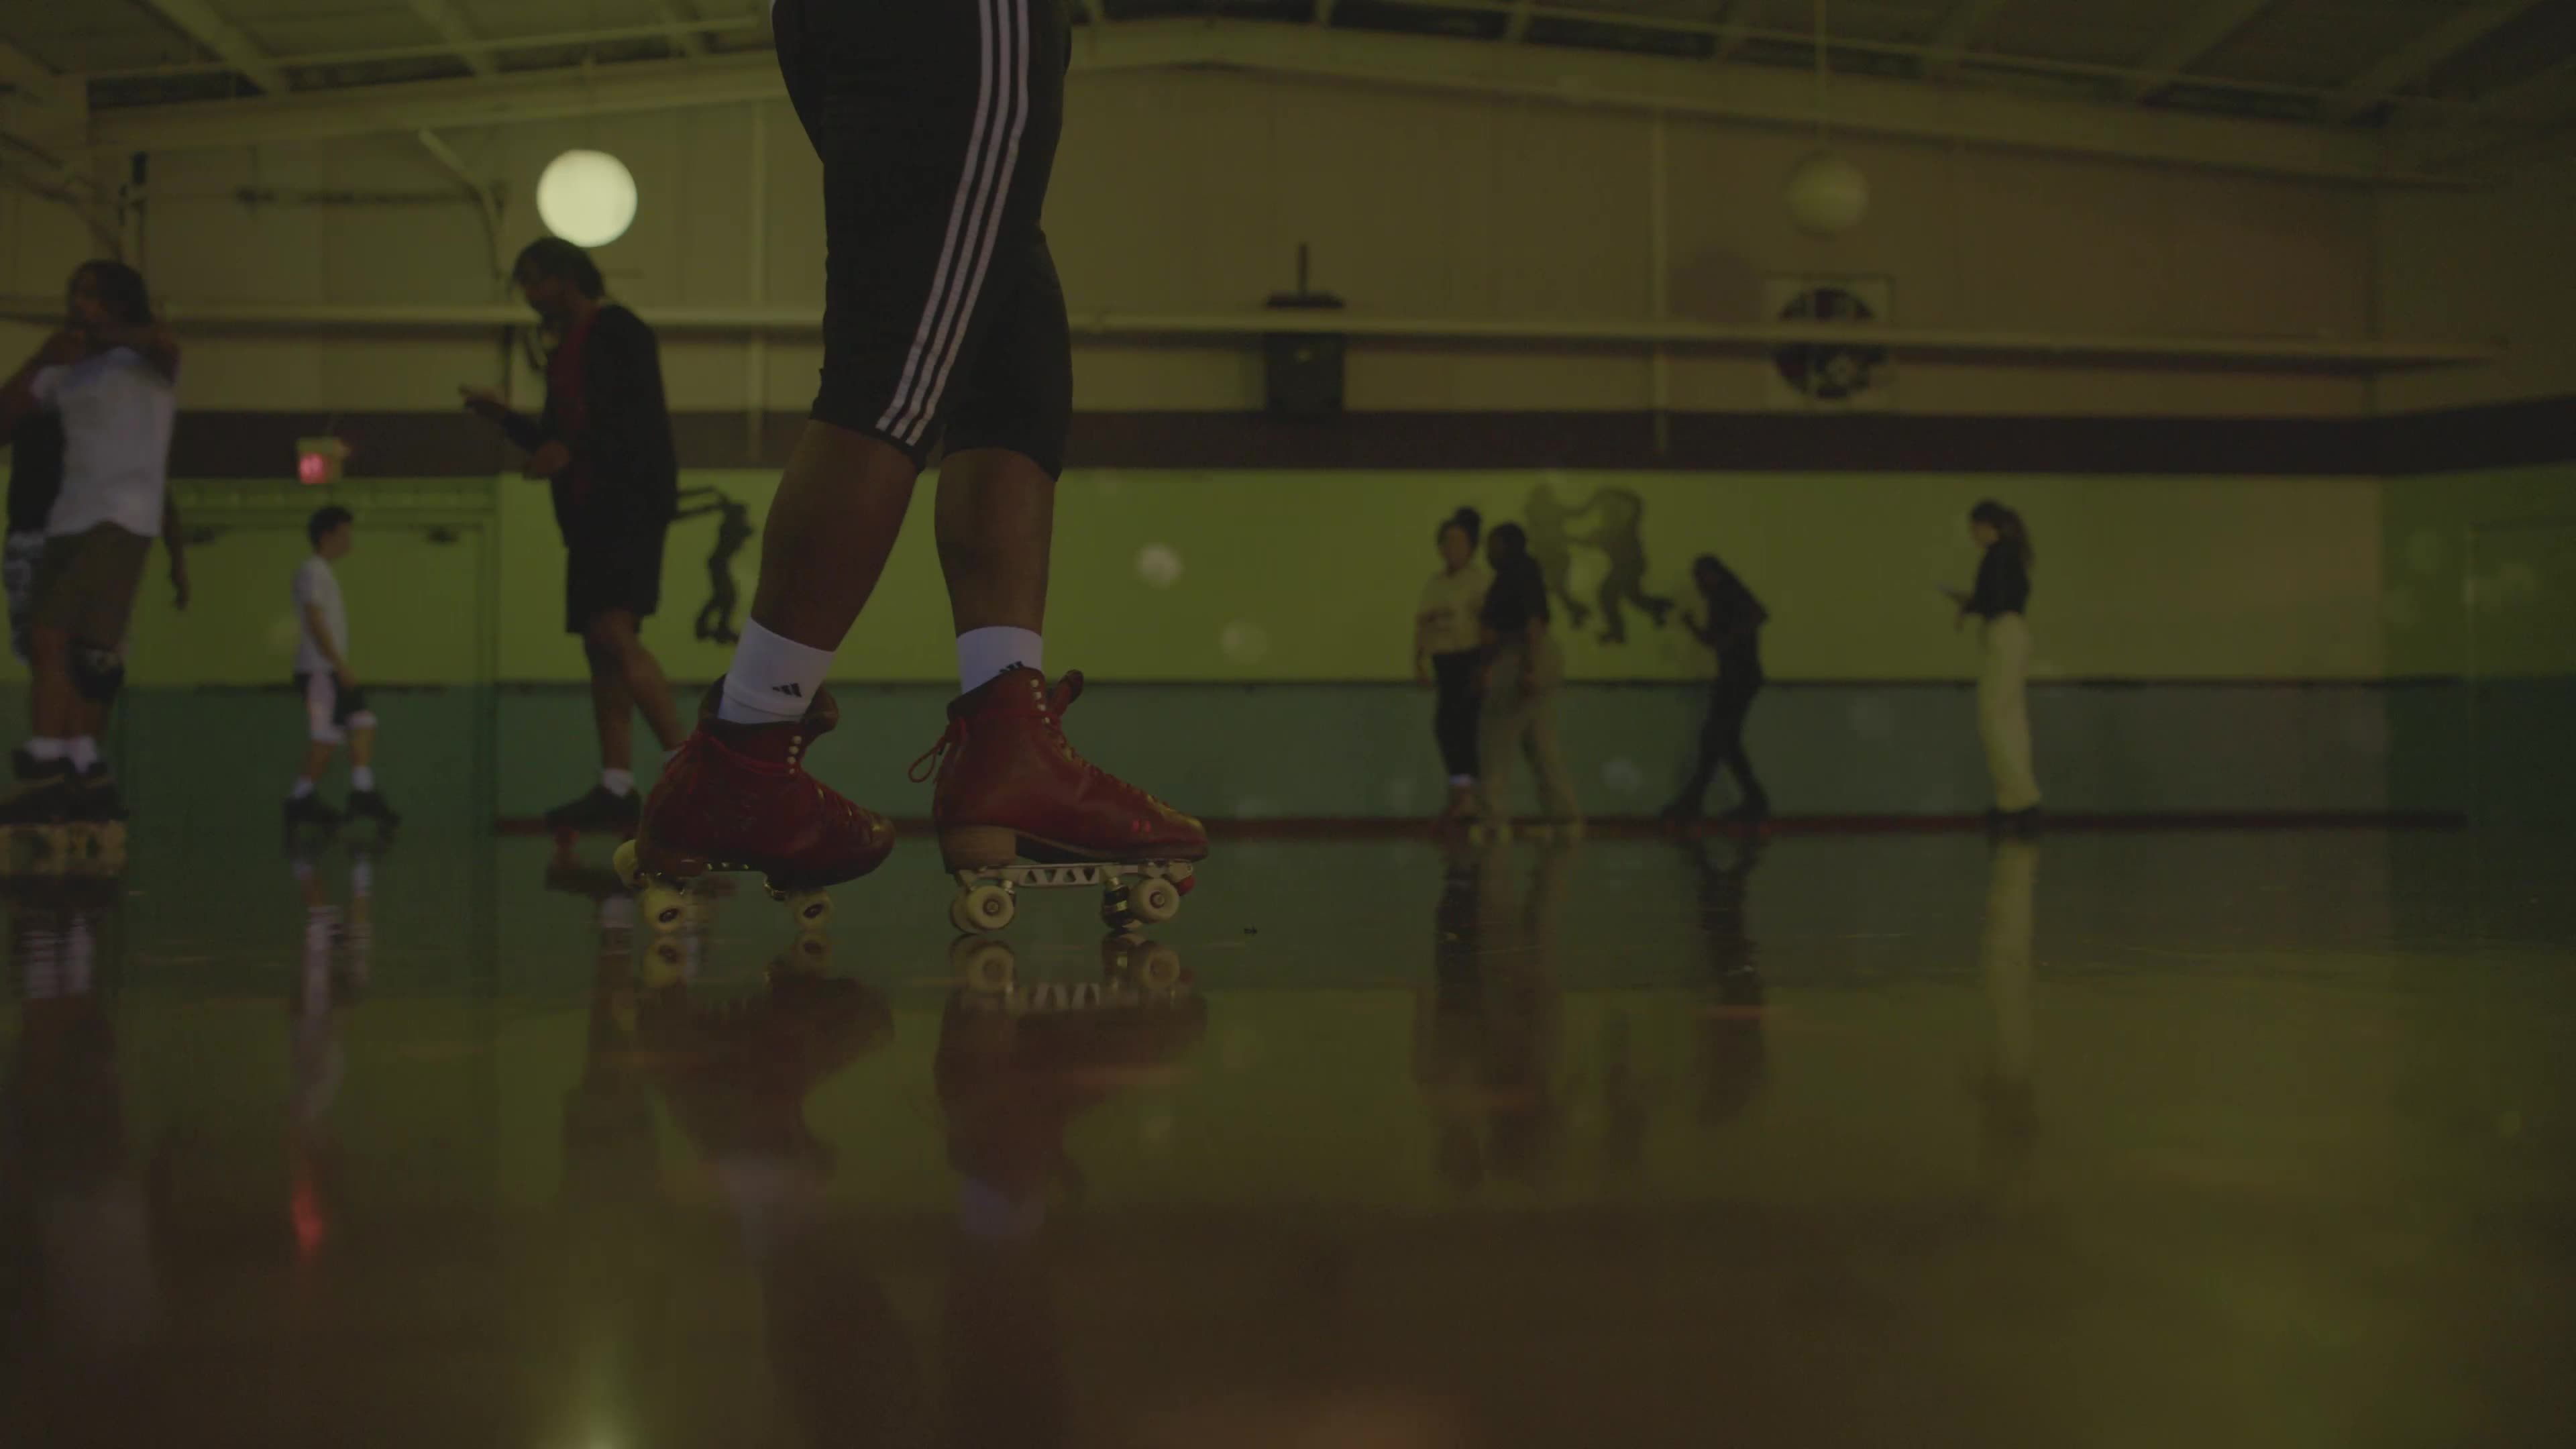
[462,238,683,835]
[1664,554,1770,826]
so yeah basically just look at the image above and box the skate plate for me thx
[948,859,1195,935]
[613,838,830,936]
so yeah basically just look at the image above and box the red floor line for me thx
[494,811,2467,838]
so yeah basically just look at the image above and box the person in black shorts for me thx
[462,240,683,835]
[631,0,1204,903]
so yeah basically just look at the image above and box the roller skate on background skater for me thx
[914,666,1206,935]
[615,682,893,934]
[0,747,123,873]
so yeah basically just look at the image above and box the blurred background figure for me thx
[1945,500,2043,832]
[1475,523,1580,837]
[1414,506,1489,822]
[460,238,682,839]
[1664,553,1772,830]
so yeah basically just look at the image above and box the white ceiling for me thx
[5,0,2572,133]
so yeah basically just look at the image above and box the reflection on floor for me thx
[4,829,2573,1447]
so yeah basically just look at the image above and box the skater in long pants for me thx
[1413,506,1489,822]
[1664,553,1771,827]
[631,0,1203,915]
[1475,524,1580,836]
[1945,500,2041,830]
[0,260,188,833]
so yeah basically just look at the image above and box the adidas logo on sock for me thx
[772,682,803,698]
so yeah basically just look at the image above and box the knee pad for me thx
[71,644,125,706]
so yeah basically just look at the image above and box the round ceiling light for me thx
[536,149,638,248]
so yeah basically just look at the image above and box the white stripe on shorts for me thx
[906,0,1034,445]
[877,0,1027,447]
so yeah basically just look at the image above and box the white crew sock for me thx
[956,627,1043,695]
[290,778,317,800]
[719,620,835,724]
[25,738,65,763]
[350,766,376,792]
[352,856,372,898]
[601,768,635,798]
[66,737,98,772]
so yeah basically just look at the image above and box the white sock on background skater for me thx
[719,620,834,724]
[351,766,376,792]
[290,778,317,800]
[65,737,97,772]
[25,738,64,763]
[957,627,1043,694]
[602,768,635,798]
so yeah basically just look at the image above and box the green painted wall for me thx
[0,466,2385,690]
[2381,462,2576,820]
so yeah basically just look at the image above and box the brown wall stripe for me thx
[166,397,2576,482]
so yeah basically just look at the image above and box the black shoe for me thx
[284,793,344,829]
[347,789,402,827]
[544,786,641,835]
[0,754,75,826]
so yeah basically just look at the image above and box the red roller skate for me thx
[910,666,1206,934]
[617,683,896,936]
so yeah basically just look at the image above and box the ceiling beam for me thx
[86,19,2468,187]
[134,0,292,95]
[2322,0,2548,122]
[1921,0,2015,80]
[2117,0,2277,102]
[0,43,56,99]
[2402,50,2576,168]
[657,3,708,58]
[400,0,498,78]
[1713,0,1757,61]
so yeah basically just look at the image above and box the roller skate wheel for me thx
[640,883,691,934]
[1100,885,1140,933]
[611,839,641,889]
[784,890,833,932]
[1132,940,1183,989]
[643,936,689,986]
[954,882,1016,934]
[950,936,1017,994]
[1125,875,1182,924]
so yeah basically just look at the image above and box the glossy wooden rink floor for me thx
[4,827,2572,1448]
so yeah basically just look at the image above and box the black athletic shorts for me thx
[565,529,666,635]
[775,0,1073,478]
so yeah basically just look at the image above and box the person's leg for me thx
[28,625,76,741]
[1432,652,1480,815]
[1524,692,1580,824]
[1476,657,1525,825]
[1717,682,1768,815]
[586,633,635,775]
[586,608,682,755]
[1978,616,2042,814]
[295,741,335,790]
[1993,617,2041,813]
[934,447,1053,662]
